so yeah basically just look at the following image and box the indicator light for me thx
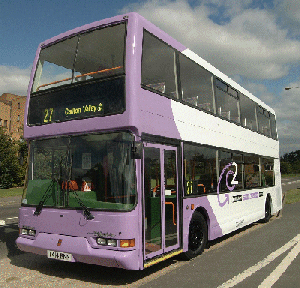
[120,239,135,248]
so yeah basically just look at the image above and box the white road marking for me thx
[258,240,300,287]
[217,233,300,288]
[0,217,18,226]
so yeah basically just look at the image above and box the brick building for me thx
[0,93,27,140]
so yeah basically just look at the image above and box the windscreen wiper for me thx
[71,190,94,220]
[34,179,55,216]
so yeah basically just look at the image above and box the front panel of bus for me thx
[16,16,144,270]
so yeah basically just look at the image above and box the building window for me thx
[4,120,7,127]
[0,119,2,126]
[18,102,20,109]
[17,115,20,122]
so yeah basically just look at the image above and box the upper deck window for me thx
[257,106,271,137]
[141,31,178,99]
[270,113,277,140]
[215,79,240,123]
[179,54,214,112]
[32,23,125,92]
[240,93,257,131]
[28,23,126,126]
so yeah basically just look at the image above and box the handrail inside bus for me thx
[165,201,177,226]
[36,66,123,91]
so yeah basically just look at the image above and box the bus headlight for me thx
[21,228,28,235]
[20,226,36,237]
[28,229,36,236]
[96,237,107,245]
[107,239,117,247]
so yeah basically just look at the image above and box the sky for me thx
[1,0,300,156]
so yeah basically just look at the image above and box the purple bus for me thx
[16,13,282,270]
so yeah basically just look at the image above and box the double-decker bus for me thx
[16,12,282,270]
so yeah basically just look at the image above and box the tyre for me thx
[262,197,271,223]
[183,212,208,260]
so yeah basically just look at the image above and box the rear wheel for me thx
[183,212,208,260]
[262,197,271,223]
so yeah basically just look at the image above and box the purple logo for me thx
[217,162,238,207]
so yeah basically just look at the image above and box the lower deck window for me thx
[184,144,217,195]
[184,143,275,197]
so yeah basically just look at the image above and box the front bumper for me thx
[16,232,140,270]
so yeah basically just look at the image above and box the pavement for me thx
[0,195,22,206]
[0,196,21,226]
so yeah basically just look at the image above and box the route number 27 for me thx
[44,108,54,123]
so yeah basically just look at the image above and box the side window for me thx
[244,155,260,188]
[218,151,243,192]
[261,158,275,187]
[215,79,240,123]
[232,153,244,190]
[218,150,232,192]
[179,54,214,112]
[184,144,217,196]
[240,94,258,131]
[141,31,177,99]
[257,106,271,137]
[270,113,277,140]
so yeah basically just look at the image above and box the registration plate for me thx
[47,250,72,262]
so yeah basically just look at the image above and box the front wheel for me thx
[183,212,208,260]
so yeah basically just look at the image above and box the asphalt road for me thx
[0,178,299,287]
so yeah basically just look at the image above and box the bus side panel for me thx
[182,196,223,252]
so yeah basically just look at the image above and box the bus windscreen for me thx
[28,23,126,126]
[22,132,136,211]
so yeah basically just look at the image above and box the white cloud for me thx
[274,0,300,38]
[121,0,300,80]
[0,65,31,96]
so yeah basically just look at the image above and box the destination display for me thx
[28,77,125,126]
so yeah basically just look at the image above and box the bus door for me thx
[143,143,179,261]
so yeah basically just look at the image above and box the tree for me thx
[280,162,293,174]
[0,128,26,188]
[280,150,300,174]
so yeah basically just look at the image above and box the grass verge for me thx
[281,174,300,178]
[285,188,300,204]
[0,187,23,198]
